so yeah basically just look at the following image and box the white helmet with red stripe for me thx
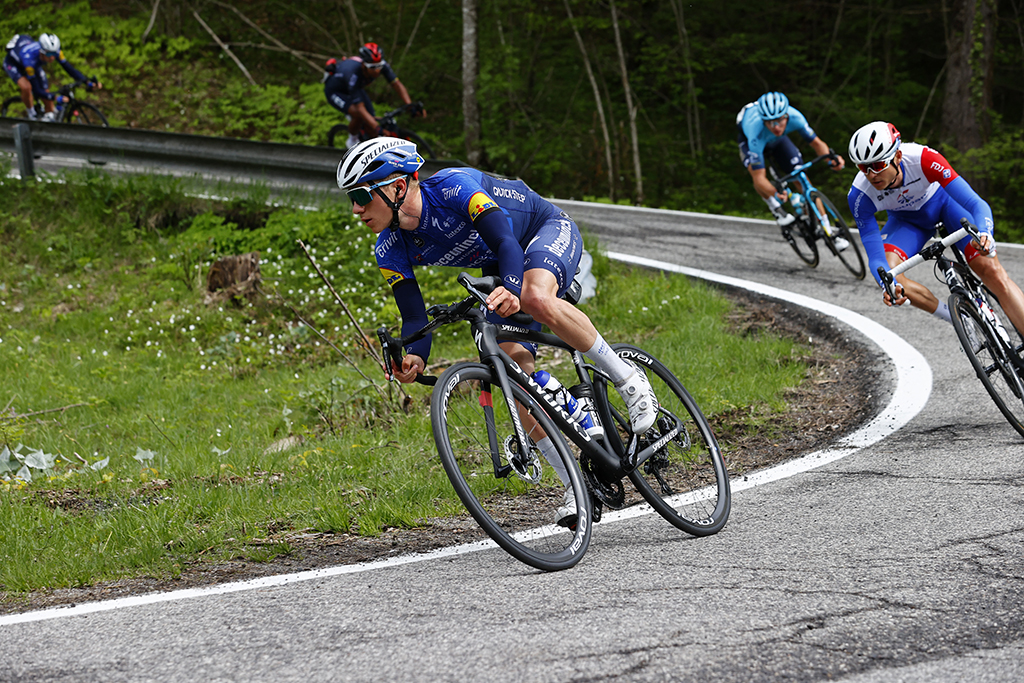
[848,121,901,166]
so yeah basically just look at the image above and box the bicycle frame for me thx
[381,274,684,484]
[774,154,833,228]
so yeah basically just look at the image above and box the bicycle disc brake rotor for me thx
[580,454,625,509]
[502,435,542,483]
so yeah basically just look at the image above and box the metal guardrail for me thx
[0,117,460,188]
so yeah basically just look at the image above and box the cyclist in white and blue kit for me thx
[337,138,659,525]
[737,91,848,250]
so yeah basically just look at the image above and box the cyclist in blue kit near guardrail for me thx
[337,138,660,525]
[3,33,101,121]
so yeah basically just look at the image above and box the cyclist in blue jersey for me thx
[3,33,100,121]
[337,138,660,525]
[737,91,847,248]
[846,120,1024,334]
[323,42,422,149]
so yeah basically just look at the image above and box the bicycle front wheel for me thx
[326,123,349,148]
[431,362,592,571]
[64,101,108,126]
[950,292,1024,438]
[783,214,819,268]
[809,190,865,279]
[1,96,27,118]
[605,345,731,535]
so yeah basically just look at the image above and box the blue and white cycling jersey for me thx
[375,167,583,362]
[3,34,87,98]
[375,168,575,295]
[736,102,818,170]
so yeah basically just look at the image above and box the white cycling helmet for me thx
[848,121,901,166]
[336,138,423,190]
[38,33,60,55]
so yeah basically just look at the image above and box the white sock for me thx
[585,333,632,384]
[536,437,570,487]
[933,301,952,324]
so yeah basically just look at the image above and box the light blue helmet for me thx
[336,138,424,190]
[756,91,789,120]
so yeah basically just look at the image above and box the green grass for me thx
[0,170,810,594]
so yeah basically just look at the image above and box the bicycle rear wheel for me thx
[783,215,819,268]
[64,101,108,126]
[602,345,730,535]
[950,292,1024,438]
[431,362,592,571]
[809,190,865,279]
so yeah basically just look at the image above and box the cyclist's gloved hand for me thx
[408,101,425,117]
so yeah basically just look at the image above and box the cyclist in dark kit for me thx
[323,42,422,149]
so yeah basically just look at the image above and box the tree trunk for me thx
[462,0,483,167]
[941,0,998,152]
[564,0,615,200]
[609,0,642,204]
[669,0,701,156]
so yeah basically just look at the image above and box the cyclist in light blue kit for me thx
[323,42,421,149]
[3,33,100,121]
[737,91,848,249]
[337,138,659,526]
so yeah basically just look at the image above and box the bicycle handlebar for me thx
[878,218,980,300]
[376,272,534,385]
[774,150,841,185]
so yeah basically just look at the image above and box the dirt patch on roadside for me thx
[0,288,886,615]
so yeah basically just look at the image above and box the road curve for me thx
[4,202,1024,683]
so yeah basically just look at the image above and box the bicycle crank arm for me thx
[620,421,682,473]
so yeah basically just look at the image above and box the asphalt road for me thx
[3,201,1024,683]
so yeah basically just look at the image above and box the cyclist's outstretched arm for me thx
[390,77,413,107]
[809,137,845,170]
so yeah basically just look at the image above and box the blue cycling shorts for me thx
[324,78,375,117]
[484,211,584,357]
[882,191,984,264]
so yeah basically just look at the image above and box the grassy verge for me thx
[0,169,807,594]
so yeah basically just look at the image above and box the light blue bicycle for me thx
[772,152,866,279]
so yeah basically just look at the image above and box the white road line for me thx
[0,253,932,627]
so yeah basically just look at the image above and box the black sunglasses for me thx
[347,176,403,206]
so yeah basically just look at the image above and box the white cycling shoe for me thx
[555,487,578,528]
[615,362,659,435]
[832,236,850,252]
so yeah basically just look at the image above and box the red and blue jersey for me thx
[847,143,995,285]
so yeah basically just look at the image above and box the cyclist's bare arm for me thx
[390,78,414,109]
[810,137,845,170]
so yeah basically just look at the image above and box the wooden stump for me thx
[205,252,262,305]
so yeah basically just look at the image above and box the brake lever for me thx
[376,326,399,382]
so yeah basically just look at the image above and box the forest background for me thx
[3,0,1024,234]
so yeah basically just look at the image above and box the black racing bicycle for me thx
[327,101,434,158]
[378,272,731,571]
[1,79,108,126]
[772,152,866,279]
[880,218,1024,438]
